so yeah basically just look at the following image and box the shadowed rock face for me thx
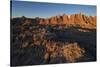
[39,13,96,29]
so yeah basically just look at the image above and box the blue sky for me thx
[11,1,96,18]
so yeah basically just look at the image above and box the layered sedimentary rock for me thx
[39,13,96,28]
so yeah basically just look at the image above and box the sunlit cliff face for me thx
[39,13,96,29]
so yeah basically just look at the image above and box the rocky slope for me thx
[11,13,96,66]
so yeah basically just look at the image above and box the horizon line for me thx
[11,12,96,19]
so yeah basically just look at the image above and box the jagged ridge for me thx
[39,13,96,29]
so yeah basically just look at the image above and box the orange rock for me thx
[38,13,96,29]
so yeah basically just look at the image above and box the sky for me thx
[11,1,96,18]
